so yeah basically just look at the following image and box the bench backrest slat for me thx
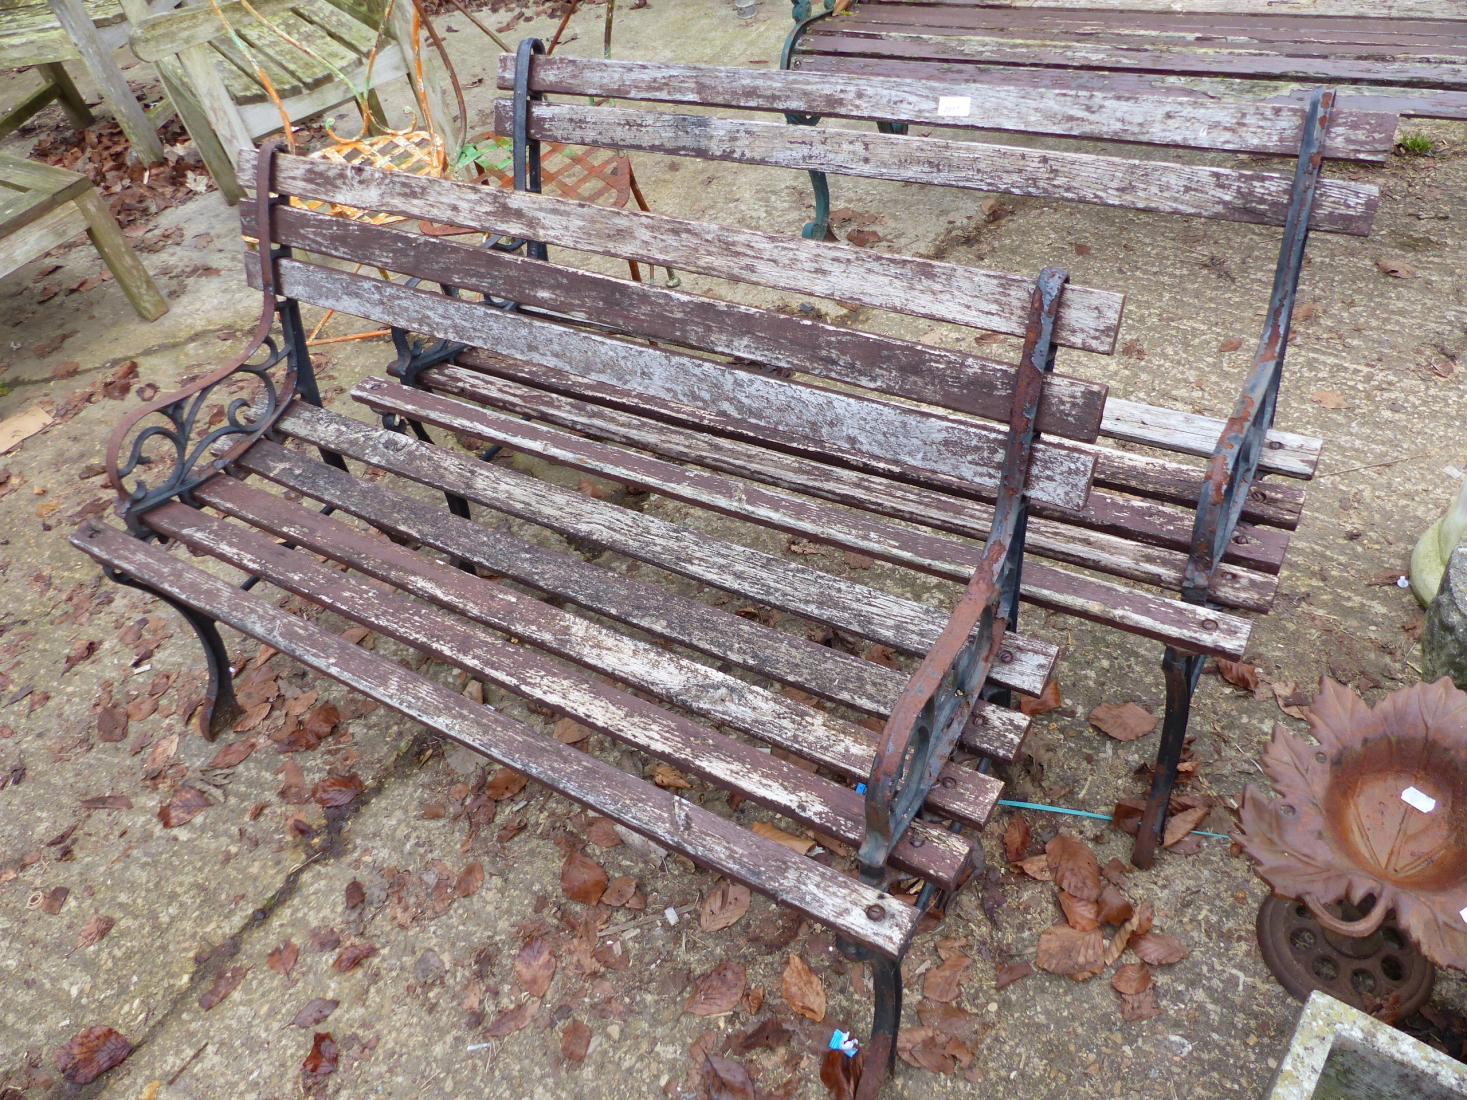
[258,203,1109,440]
[268,155,1125,352]
[493,54,1398,161]
[492,99,1379,236]
[254,256,1097,511]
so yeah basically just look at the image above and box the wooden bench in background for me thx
[490,50,1390,866]
[0,151,166,319]
[75,140,1130,1093]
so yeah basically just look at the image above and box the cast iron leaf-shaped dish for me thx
[1235,677,1467,970]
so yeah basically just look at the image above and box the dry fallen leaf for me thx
[601,875,644,908]
[1096,884,1134,926]
[158,785,213,828]
[289,998,338,1028]
[198,965,246,1010]
[1018,678,1062,716]
[561,1019,591,1062]
[922,948,971,1003]
[1376,257,1417,278]
[782,954,826,1022]
[1058,891,1100,931]
[896,1027,956,1073]
[302,1031,338,1078]
[1002,812,1031,863]
[515,937,557,997]
[686,961,746,1016]
[648,763,693,789]
[311,774,364,809]
[267,940,298,978]
[206,738,256,769]
[586,816,622,847]
[332,942,377,973]
[699,1051,755,1100]
[1131,931,1189,966]
[1218,337,1244,353]
[1046,834,1102,901]
[1162,806,1209,848]
[820,1046,864,1100]
[344,880,365,909]
[752,820,815,855]
[1111,962,1152,995]
[552,718,590,744]
[1310,389,1351,410]
[1088,702,1157,742]
[1015,854,1053,881]
[485,767,528,800]
[1216,658,1259,692]
[700,880,752,933]
[1035,924,1105,977]
[54,1026,130,1084]
[73,914,115,952]
[1120,986,1161,1021]
[994,961,1033,990]
[454,861,484,898]
[561,851,608,905]
[487,998,540,1037]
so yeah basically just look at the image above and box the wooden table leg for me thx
[39,62,94,130]
[72,187,168,321]
[46,0,165,163]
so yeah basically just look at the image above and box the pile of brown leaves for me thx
[1007,817,1188,1021]
[32,117,212,232]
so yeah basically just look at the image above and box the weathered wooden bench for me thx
[0,151,166,320]
[489,47,1393,867]
[73,136,1127,1091]
[784,2,1467,124]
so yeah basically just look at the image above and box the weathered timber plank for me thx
[493,99,1377,235]
[272,401,1062,685]
[424,364,1287,591]
[265,152,1126,353]
[1101,397,1320,480]
[796,26,1467,91]
[493,54,1396,160]
[257,204,1107,441]
[195,474,1003,826]
[358,378,1253,656]
[253,259,1096,511]
[145,503,974,889]
[233,437,1034,751]
[445,351,1294,559]
[71,520,919,957]
[130,0,298,59]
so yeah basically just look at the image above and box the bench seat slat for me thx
[492,54,1397,160]
[496,99,1378,236]
[422,363,1286,597]
[70,520,919,958]
[232,438,1030,757]
[144,501,976,889]
[358,377,1254,655]
[259,203,1107,441]
[255,259,1096,512]
[274,402,1062,687]
[195,474,1004,826]
[267,154,1125,353]
[1101,397,1320,480]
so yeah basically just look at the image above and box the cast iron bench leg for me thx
[1132,647,1204,869]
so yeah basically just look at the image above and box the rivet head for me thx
[1280,804,1296,817]
[1249,490,1267,502]
[998,650,1014,664]
[866,904,885,921]
[1268,440,1284,450]
[1232,534,1248,545]
[1201,619,1218,630]
[1315,752,1327,764]
[940,776,956,788]
[909,835,925,848]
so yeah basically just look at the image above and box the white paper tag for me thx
[1401,786,1437,813]
[1460,905,1467,925]
[936,96,972,118]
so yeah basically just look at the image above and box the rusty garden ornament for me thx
[1236,677,1467,972]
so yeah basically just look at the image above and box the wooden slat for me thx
[359,378,1253,657]
[257,204,1108,441]
[494,98,1379,236]
[265,152,1126,353]
[195,474,1003,827]
[796,24,1467,91]
[253,259,1097,512]
[210,27,304,99]
[423,363,1285,597]
[273,401,1062,686]
[450,351,1293,573]
[1101,397,1321,480]
[232,438,1030,757]
[237,19,333,89]
[70,519,919,958]
[271,8,359,74]
[129,0,297,59]
[495,53,1398,161]
[297,0,378,55]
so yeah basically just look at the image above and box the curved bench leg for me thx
[802,169,833,241]
[104,567,241,740]
[855,952,902,1100]
[1131,647,1203,868]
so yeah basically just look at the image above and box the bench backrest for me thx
[492,55,1391,236]
[248,151,1118,510]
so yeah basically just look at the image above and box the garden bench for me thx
[72,133,1125,1092]
[0,151,166,320]
[490,47,1394,868]
[784,2,1467,123]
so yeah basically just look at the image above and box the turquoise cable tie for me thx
[996,799,1229,840]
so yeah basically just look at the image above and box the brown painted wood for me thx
[265,152,1126,353]
[258,203,1107,441]
[253,259,1097,512]
[493,54,1397,160]
[357,376,1253,656]
[272,401,1063,688]
[194,474,1004,827]
[70,519,920,958]
[493,99,1377,235]
[231,437,1031,757]
[421,363,1286,595]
